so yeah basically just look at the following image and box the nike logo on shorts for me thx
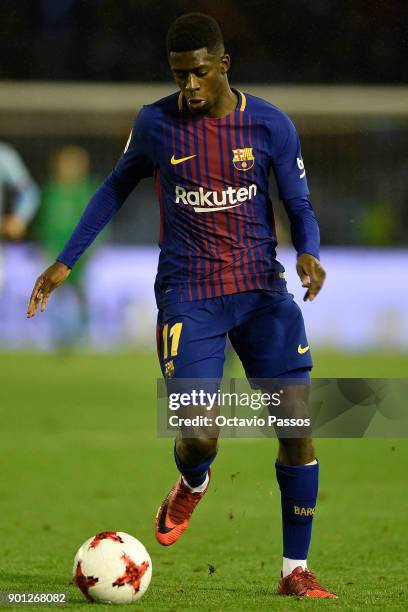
[298,344,310,354]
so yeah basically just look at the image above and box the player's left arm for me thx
[295,251,325,302]
[283,196,325,301]
[269,113,326,301]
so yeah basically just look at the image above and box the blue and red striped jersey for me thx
[57,89,318,307]
[114,89,310,306]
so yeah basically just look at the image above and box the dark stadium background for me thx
[2,0,407,84]
[1,0,407,246]
[0,2,407,609]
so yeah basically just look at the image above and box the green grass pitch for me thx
[0,350,407,611]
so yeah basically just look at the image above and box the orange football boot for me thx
[278,566,337,599]
[155,469,211,546]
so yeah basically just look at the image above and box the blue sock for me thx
[275,460,319,560]
[174,445,216,488]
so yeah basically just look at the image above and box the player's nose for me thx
[185,73,200,92]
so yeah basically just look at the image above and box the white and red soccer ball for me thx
[73,531,152,604]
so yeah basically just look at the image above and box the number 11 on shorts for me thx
[162,322,183,359]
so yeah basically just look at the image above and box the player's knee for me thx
[277,385,310,419]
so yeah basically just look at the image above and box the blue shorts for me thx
[157,290,312,383]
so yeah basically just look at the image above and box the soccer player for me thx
[0,142,39,285]
[27,13,335,599]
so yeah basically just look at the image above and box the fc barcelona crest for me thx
[164,360,175,379]
[232,147,255,171]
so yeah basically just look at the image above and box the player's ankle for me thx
[282,557,307,577]
[182,472,209,493]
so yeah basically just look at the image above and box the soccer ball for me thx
[73,531,152,604]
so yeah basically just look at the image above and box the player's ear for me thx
[220,54,231,74]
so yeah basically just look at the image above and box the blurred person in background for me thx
[35,145,99,347]
[0,142,39,287]
[360,200,396,246]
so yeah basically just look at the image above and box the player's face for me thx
[169,48,230,115]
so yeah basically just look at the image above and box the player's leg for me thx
[175,436,217,489]
[272,380,321,588]
[229,291,336,598]
[155,298,228,545]
[274,382,336,597]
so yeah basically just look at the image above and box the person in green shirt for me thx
[37,145,99,285]
[36,145,100,345]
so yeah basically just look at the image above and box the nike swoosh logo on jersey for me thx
[171,154,197,165]
[298,344,310,354]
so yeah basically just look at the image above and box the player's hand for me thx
[296,253,326,302]
[27,262,71,318]
[0,214,27,240]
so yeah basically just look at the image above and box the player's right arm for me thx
[27,107,155,318]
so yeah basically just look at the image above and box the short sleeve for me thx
[269,113,310,201]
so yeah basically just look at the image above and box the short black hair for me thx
[166,13,224,56]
